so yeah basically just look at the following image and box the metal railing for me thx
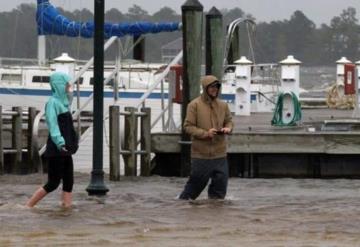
[32,36,118,157]
[31,35,183,172]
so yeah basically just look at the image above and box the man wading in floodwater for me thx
[179,75,233,200]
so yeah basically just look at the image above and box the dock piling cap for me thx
[279,55,301,65]
[53,53,75,63]
[182,0,203,11]
[355,60,360,65]
[336,57,352,64]
[234,56,253,65]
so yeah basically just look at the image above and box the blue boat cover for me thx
[36,0,181,38]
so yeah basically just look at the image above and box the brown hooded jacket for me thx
[184,75,233,159]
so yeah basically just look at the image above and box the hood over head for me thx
[49,72,71,106]
[201,75,221,101]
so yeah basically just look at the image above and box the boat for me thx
[0,54,174,110]
[0,0,307,121]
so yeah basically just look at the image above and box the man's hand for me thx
[220,127,231,134]
[207,128,218,138]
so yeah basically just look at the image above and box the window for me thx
[32,76,83,84]
[32,76,50,83]
[90,77,114,86]
[1,74,21,82]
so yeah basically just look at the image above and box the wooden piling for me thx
[109,105,120,181]
[0,106,3,175]
[140,107,151,176]
[181,0,203,177]
[206,7,223,80]
[124,107,137,176]
[27,107,37,173]
[12,106,23,174]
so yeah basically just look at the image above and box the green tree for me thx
[146,7,181,62]
[325,7,360,61]
[105,8,126,23]
[152,7,179,22]
[285,11,317,63]
[127,5,149,21]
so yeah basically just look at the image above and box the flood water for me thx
[1,173,360,246]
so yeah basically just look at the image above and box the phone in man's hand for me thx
[216,129,224,135]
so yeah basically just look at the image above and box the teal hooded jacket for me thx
[45,72,72,150]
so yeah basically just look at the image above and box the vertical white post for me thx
[51,53,76,78]
[167,68,176,131]
[114,55,120,102]
[234,56,252,116]
[279,55,301,98]
[336,56,352,102]
[336,57,352,85]
[38,35,46,66]
[279,55,301,125]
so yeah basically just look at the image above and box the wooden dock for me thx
[151,108,360,178]
[2,106,360,178]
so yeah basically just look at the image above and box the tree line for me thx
[0,3,359,65]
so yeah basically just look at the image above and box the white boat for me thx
[0,1,289,120]
[0,54,282,114]
[0,56,172,110]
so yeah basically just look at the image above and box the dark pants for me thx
[43,156,74,193]
[179,157,228,200]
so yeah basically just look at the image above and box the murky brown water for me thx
[1,173,360,246]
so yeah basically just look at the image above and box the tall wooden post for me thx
[12,107,23,174]
[27,107,37,173]
[206,7,223,80]
[180,0,203,177]
[0,106,3,175]
[124,107,137,176]
[86,0,109,196]
[109,105,120,181]
[227,26,240,64]
[140,107,151,176]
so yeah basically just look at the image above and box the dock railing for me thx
[0,105,39,174]
[108,106,151,180]
[32,36,119,161]
[31,36,183,175]
[134,50,183,131]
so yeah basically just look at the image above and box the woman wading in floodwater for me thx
[26,72,78,208]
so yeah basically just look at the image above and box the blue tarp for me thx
[36,0,180,38]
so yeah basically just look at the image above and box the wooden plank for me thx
[109,105,120,181]
[140,107,151,176]
[27,107,37,173]
[12,107,23,174]
[123,107,137,176]
[151,133,181,153]
[151,132,360,154]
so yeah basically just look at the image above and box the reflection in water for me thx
[1,173,360,246]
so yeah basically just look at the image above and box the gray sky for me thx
[4,0,360,26]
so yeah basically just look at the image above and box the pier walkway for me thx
[151,108,360,178]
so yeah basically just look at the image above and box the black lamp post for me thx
[86,0,109,196]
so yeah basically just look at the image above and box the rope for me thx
[326,83,355,109]
[271,92,302,126]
